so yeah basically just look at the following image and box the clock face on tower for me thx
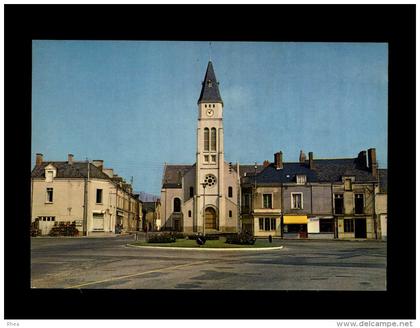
[206,108,214,117]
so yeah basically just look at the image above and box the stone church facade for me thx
[160,61,387,239]
[160,62,240,234]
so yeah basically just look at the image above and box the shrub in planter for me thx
[172,232,185,239]
[225,232,256,245]
[204,235,219,240]
[147,233,176,243]
[186,234,219,241]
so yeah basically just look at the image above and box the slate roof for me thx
[378,169,387,193]
[197,61,223,104]
[162,164,194,188]
[31,161,111,180]
[238,164,265,178]
[242,158,378,185]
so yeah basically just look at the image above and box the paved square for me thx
[31,236,386,290]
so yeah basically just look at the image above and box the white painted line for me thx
[64,260,210,289]
[126,244,284,251]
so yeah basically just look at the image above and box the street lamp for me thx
[201,182,208,236]
[254,162,258,189]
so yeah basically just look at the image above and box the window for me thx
[204,128,209,151]
[264,218,270,231]
[291,193,303,209]
[204,155,209,163]
[334,194,344,214]
[46,170,54,182]
[39,216,55,222]
[270,218,276,230]
[355,194,364,214]
[263,194,272,209]
[344,219,354,232]
[320,219,334,233]
[211,155,216,163]
[259,218,276,231]
[344,178,352,191]
[188,210,192,217]
[228,186,233,198]
[296,175,306,185]
[229,210,232,218]
[189,187,194,198]
[211,128,216,151]
[204,174,217,187]
[173,198,181,213]
[46,188,53,203]
[96,189,103,203]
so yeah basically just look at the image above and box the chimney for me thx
[92,160,104,171]
[274,151,283,170]
[36,153,43,166]
[68,154,74,165]
[367,148,378,177]
[357,150,367,169]
[299,150,306,163]
[263,160,270,168]
[309,152,315,170]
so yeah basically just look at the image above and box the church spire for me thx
[197,61,223,105]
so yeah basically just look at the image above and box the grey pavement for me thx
[31,236,386,290]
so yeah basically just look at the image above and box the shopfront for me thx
[283,215,308,239]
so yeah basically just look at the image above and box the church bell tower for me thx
[195,61,225,233]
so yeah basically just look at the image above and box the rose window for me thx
[204,174,217,187]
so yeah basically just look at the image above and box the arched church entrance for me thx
[205,207,217,230]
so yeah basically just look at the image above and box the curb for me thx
[126,244,284,251]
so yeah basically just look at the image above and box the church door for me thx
[205,207,217,230]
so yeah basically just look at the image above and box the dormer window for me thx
[342,176,355,191]
[44,164,57,182]
[207,80,213,88]
[296,175,306,185]
[46,170,54,182]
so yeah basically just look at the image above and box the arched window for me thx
[228,186,233,198]
[229,210,232,218]
[173,198,181,213]
[189,186,194,198]
[204,128,209,151]
[211,128,216,151]
[188,210,192,217]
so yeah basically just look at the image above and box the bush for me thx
[48,221,79,237]
[147,232,176,243]
[172,232,185,239]
[204,235,219,240]
[186,234,219,241]
[225,232,256,245]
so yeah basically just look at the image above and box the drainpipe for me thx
[280,183,284,239]
[373,182,377,240]
[331,183,337,239]
[83,160,89,236]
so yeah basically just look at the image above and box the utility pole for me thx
[83,158,89,236]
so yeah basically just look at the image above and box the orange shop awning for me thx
[283,215,308,224]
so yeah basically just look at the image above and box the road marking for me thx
[64,260,211,289]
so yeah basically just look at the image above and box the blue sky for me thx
[32,41,388,195]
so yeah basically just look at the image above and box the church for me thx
[159,61,387,240]
[160,61,241,234]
